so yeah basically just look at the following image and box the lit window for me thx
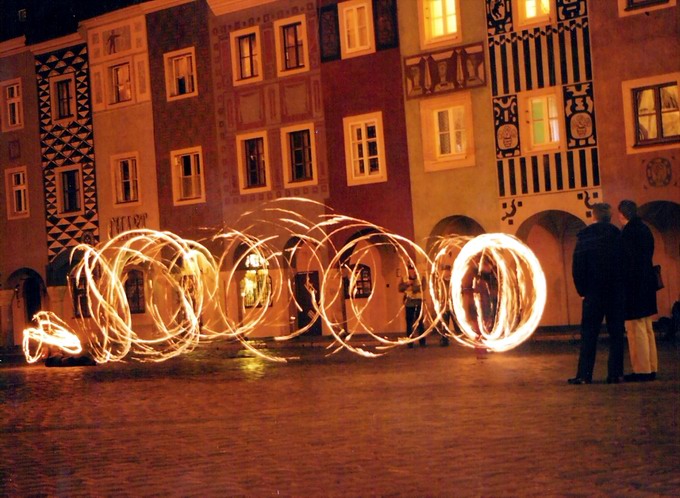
[281,123,317,187]
[515,0,553,27]
[633,83,679,146]
[164,47,198,100]
[124,269,145,314]
[230,27,263,86]
[274,15,310,77]
[240,252,272,308]
[236,131,270,193]
[110,62,132,104]
[171,146,205,205]
[1,79,23,131]
[55,166,83,214]
[113,154,139,204]
[5,166,29,219]
[420,92,475,170]
[519,89,563,153]
[343,111,387,186]
[338,0,375,59]
[50,73,76,122]
[419,0,460,48]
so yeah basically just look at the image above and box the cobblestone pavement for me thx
[1,337,679,497]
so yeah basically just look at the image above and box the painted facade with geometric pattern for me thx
[35,44,99,265]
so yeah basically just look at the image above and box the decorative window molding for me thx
[164,47,198,101]
[280,122,318,188]
[417,0,461,50]
[111,152,141,206]
[236,131,271,193]
[420,92,475,171]
[343,111,388,186]
[230,26,263,86]
[618,0,675,16]
[170,146,205,205]
[5,166,29,219]
[622,72,680,154]
[273,15,310,78]
[55,164,84,216]
[1,78,23,131]
[518,87,565,154]
[338,0,376,60]
[50,72,76,124]
[513,0,555,29]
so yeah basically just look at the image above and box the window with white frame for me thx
[274,15,309,77]
[236,132,270,193]
[55,165,83,215]
[514,0,553,28]
[281,123,317,187]
[338,0,376,59]
[633,82,679,146]
[230,26,263,86]
[343,112,387,186]
[164,47,198,101]
[112,153,140,204]
[109,62,132,104]
[1,79,23,131]
[5,166,29,219]
[418,0,461,49]
[50,73,76,122]
[420,92,475,171]
[171,146,205,205]
[519,89,563,153]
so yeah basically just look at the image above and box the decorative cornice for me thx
[30,32,84,55]
[0,36,27,57]
[206,0,278,16]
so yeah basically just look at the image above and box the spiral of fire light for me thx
[22,198,546,363]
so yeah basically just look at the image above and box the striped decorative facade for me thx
[486,0,599,208]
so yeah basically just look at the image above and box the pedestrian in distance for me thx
[399,265,426,348]
[618,200,659,382]
[568,203,626,385]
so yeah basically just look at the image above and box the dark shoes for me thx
[568,377,592,385]
[623,372,656,382]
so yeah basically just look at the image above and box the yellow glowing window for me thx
[429,0,457,38]
[529,94,560,148]
[240,253,272,308]
[519,0,551,24]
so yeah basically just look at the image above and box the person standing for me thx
[568,203,626,384]
[400,265,426,348]
[618,200,658,382]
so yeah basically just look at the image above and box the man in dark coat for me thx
[618,200,658,382]
[569,203,625,384]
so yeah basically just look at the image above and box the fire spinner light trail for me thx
[22,198,546,364]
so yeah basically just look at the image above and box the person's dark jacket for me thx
[621,216,658,319]
[572,221,624,299]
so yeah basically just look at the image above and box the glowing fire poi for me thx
[22,198,546,364]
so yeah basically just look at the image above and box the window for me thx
[230,27,263,86]
[623,0,672,11]
[124,269,145,314]
[633,83,679,146]
[164,47,198,100]
[418,0,461,48]
[1,79,23,131]
[55,166,83,214]
[240,253,272,308]
[50,73,76,122]
[343,263,372,299]
[236,131,271,193]
[519,89,564,153]
[343,111,388,186]
[171,146,205,205]
[274,15,310,77]
[281,123,317,187]
[110,62,132,104]
[5,166,29,219]
[112,154,140,204]
[514,0,553,28]
[338,0,376,59]
[420,93,475,170]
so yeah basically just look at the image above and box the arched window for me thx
[124,269,145,314]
